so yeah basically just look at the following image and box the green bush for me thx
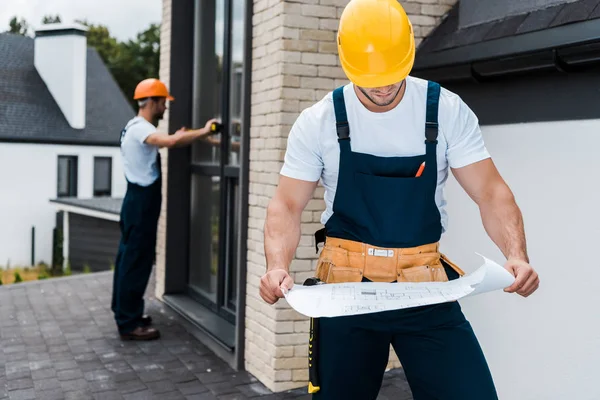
[14,272,22,283]
[0,277,3,285]
[83,264,91,274]
[64,261,72,276]
[38,274,48,280]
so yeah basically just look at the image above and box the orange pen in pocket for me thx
[415,162,425,177]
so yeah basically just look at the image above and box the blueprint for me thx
[283,253,515,318]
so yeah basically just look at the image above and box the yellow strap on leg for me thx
[308,382,320,393]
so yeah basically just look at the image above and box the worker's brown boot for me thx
[120,326,160,341]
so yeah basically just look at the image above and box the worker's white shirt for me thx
[120,117,160,186]
[280,76,491,233]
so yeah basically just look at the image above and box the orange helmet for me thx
[133,78,174,101]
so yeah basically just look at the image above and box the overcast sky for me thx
[0,0,162,41]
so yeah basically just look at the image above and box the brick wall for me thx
[155,0,172,300]
[244,0,457,392]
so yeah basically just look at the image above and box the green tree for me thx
[7,16,28,36]
[75,19,120,65]
[111,23,161,106]
[75,20,160,108]
[42,15,62,24]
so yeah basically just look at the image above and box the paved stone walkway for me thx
[0,272,413,399]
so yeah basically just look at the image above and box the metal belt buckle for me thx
[367,248,394,257]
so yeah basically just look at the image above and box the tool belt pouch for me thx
[315,240,465,284]
[396,252,448,282]
[315,246,365,283]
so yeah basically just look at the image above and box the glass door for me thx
[188,0,246,324]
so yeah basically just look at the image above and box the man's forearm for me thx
[479,186,529,263]
[264,200,301,272]
[172,128,209,147]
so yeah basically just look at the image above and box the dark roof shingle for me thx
[0,33,135,146]
[416,0,600,61]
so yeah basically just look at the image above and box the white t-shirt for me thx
[280,76,490,233]
[120,117,160,186]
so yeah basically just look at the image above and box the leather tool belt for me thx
[315,237,465,284]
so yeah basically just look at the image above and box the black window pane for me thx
[57,156,77,197]
[94,157,112,197]
[188,174,220,302]
[57,158,68,196]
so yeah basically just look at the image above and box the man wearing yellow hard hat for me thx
[260,0,539,398]
[111,78,217,341]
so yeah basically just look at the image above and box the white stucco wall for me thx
[0,143,126,267]
[440,119,599,400]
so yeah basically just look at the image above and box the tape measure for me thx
[210,122,223,134]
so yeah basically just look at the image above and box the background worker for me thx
[112,78,217,341]
[260,0,540,398]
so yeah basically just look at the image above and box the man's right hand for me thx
[260,269,294,304]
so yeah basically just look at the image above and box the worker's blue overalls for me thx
[312,82,498,399]
[111,121,162,335]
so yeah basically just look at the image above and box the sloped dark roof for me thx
[414,0,600,74]
[0,33,135,146]
[50,197,123,215]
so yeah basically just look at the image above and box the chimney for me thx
[34,23,88,129]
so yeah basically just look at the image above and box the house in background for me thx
[0,23,133,271]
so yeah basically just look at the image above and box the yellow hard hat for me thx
[133,78,175,101]
[337,0,415,88]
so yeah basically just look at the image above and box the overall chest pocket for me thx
[353,172,430,243]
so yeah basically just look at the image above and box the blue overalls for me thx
[312,82,498,399]
[111,122,162,335]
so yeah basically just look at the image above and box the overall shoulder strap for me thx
[332,86,350,140]
[425,81,441,143]
[120,118,143,144]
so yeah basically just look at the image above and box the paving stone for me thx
[160,392,187,400]
[115,379,147,394]
[122,390,153,400]
[31,368,56,380]
[205,381,239,396]
[138,370,168,383]
[64,390,93,400]
[33,377,62,392]
[93,391,124,400]
[61,378,89,392]
[88,380,118,393]
[84,370,113,382]
[34,388,65,400]
[54,360,78,371]
[219,394,251,400]
[185,393,218,400]
[178,381,210,396]
[57,369,84,381]
[7,388,35,400]
[145,380,176,394]
[7,378,33,391]
[5,370,30,381]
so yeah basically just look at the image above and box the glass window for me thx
[192,0,225,164]
[93,157,112,197]
[57,156,77,197]
[228,0,245,166]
